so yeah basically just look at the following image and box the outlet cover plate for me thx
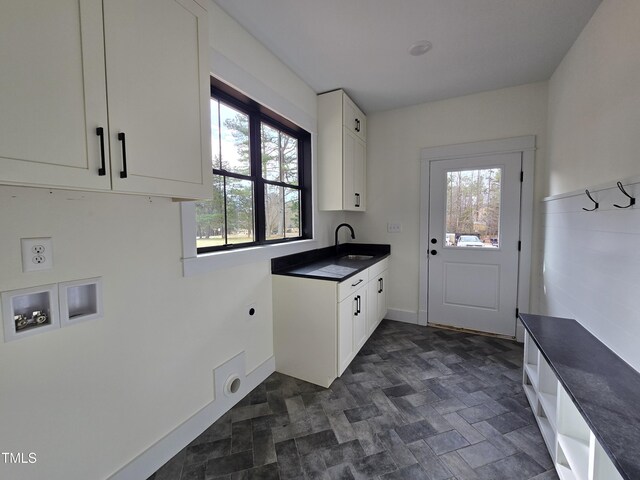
[387,223,402,233]
[21,237,53,272]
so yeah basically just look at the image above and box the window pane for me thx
[261,123,280,182]
[226,178,254,245]
[196,175,225,249]
[261,124,299,185]
[281,132,298,185]
[211,99,221,169]
[284,188,300,238]
[445,168,501,248]
[219,103,250,176]
[265,184,284,240]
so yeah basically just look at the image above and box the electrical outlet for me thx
[21,238,53,272]
[387,223,402,233]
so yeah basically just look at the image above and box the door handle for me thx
[118,132,128,178]
[430,249,437,255]
[96,127,106,176]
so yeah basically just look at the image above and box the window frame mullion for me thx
[252,113,265,244]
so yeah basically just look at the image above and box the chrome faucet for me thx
[335,223,355,249]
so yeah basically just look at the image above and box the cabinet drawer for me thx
[338,270,369,302]
[368,258,388,279]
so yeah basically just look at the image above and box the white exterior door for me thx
[428,152,522,336]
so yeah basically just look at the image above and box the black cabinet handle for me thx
[378,277,383,294]
[96,127,106,176]
[355,118,360,132]
[354,296,359,316]
[118,132,128,179]
[430,249,437,255]
[355,193,361,207]
[356,295,361,314]
[351,278,364,287]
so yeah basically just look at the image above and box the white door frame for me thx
[418,136,535,340]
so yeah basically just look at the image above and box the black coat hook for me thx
[613,181,636,208]
[582,189,599,211]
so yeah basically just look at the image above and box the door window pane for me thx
[445,168,501,248]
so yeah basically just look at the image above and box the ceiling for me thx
[213,0,602,113]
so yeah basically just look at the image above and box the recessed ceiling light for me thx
[408,40,432,56]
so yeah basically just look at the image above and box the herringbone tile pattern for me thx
[149,320,557,480]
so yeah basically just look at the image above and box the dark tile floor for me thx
[148,320,558,480]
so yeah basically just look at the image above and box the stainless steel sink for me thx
[341,254,374,261]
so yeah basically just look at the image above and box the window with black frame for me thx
[196,78,311,253]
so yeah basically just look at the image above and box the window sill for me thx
[182,238,318,277]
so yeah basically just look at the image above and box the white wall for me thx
[0,3,339,480]
[541,0,640,369]
[347,82,548,321]
[546,0,640,197]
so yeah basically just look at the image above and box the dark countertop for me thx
[519,313,640,480]
[271,243,390,281]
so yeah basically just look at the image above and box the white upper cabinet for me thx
[0,0,111,191]
[318,90,366,211]
[0,0,212,200]
[342,94,366,142]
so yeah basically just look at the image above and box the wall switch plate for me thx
[21,237,53,272]
[387,223,402,233]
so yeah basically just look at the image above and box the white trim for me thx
[418,157,430,327]
[419,136,535,330]
[421,136,535,161]
[386,308,419,325]
[181,47,320,276]
[542,174,640,202]
[518,149,535,315]
[210,49,316,134]
[107,356,275,480]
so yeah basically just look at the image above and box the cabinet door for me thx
[103,0,211,199]
[0,0,111,190]
[366,279,379,336]
[376,270,388,325]
[338,294,357,375]
[343,95,366,142]
[342,130,366,211]
[354,289,367,351]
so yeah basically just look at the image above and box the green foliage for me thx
[446,168,501,239]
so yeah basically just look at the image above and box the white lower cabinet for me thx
[523,332,623,480]
[338,286,366,375]
[273,258,388,387]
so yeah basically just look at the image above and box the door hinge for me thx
[520,171,524,182]
[518,240,521,251]
[516,307,519,319]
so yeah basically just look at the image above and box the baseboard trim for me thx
[108,355,275,480]
[385,308,419,325]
